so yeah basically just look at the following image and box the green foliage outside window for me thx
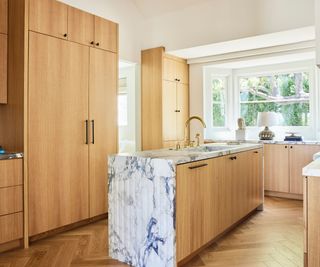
[212,78,226,127]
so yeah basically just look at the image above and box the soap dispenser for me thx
[0,146,5,154]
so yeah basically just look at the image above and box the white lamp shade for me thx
[257,112,279,127]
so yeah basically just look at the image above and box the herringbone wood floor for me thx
[0,197,303,267]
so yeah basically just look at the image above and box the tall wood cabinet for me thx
[264,144,320,197]
[0,0,8,104]
[141,47,189,150]
[0,0,118,241]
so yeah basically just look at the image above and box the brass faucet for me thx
[184,116,207,147]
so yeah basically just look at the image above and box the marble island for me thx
[108,143,263,267]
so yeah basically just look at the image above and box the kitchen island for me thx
[108,143,264,267]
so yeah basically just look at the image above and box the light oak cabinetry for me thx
[304,176,320,267]
[176,148,263,263]
[0,159,23,248]
[29,0,118,52]
[264,144,320,197]
[142,47,189,150]
[0,0,8,104]
[0,0,118,242]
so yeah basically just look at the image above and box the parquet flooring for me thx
[0,197,303,267]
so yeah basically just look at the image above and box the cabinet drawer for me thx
[0,186,23,216]
[0,213,23,244]
[0,159,23,188]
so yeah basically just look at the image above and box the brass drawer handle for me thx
[188,163,208,169]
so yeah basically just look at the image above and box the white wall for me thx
[143,0,315,52]
[60,0,144,63]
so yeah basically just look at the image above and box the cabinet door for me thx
[29,0,68,39]
[89,48,117,217]
[264,144,289,193]
[176,83,189,141]
[94,16,118,53]
[252,148,264,209]
[176,159,218,262]
[0,33,7,104]
[163,57,176,82]
[162,80,177,141]
[0,0,7,34]
[290,145,320,194]
[28,32,89,236]
[176,61,189,84]
[68,7,94,46]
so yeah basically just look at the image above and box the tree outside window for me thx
[239,72,310,127]
[211,77,227,127]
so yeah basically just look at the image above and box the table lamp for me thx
[257,112,279,140]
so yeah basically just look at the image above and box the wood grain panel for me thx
[94,16,118,53]
[29,0,68,39]
[163,56,176,82]
[28,32,89,236]
[0,213,23,244]
[89,48,118,217]
[68,6,94,46]
[289,145,320,194]
[162,80,177,141]
[176,60,189,84]
[0,159,23,188]
[0,33,7,104]
[176,83,189,141]
[0,0,8,34]
[264,144,290,193]
[307,177,320,267]
[141,47,164,150]
[0,186,23,216]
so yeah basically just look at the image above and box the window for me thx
[239,72,310,127]
[118,94,128,126]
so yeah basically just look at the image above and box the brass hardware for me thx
[175,142,181,150]
[188,163,208,170]
[195,133,201,147]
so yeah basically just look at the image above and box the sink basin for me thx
[185,145,235,153]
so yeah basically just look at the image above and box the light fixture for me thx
[257,112,279,140]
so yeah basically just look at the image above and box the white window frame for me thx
[203,67,233,137]
[233,61,316,134]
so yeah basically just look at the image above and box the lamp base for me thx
[259,126,275,140]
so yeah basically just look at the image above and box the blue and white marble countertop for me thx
[113,143,263,166]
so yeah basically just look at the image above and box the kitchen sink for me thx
[185,145,235,153]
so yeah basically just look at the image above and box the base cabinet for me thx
[176,148,263,262]
[264,144,320,196]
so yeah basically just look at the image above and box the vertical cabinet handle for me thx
[85,120,89,144]
[91,120,95,144]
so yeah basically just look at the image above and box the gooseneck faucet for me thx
[184,116,207,147]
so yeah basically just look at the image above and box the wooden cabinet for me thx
[304,176,320,267]
[163,56,189,84]
[29,0,118,52]
[89,48,118,217]
[0,0,8,34]
[94,16,118,53]
[264,144,290,193]
[142,47,189,150]
[0,159,23,247]
[0,34,7,104]
[290,145,320,194]
[29,0,68,39]
[28,32,90,236]
[67,6,94,46]
[264,144,320,196]
[176,148,263,263]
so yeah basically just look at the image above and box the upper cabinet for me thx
[67,7,94,46]
[29,0,118,53]
[316,0,320,68]
[29,0,68,39]
[0,0,8,34]
[163,56,189,84]
[94,16,118,53]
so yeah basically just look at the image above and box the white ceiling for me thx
[132,0,208,17]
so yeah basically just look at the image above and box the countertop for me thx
[207,139,320,145]
[0,153,23,160]
[114,143,263,165]
[303,159,320,177]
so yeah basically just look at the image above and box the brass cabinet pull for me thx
[91,120,95,144]
[229,156,237,160]
[188,163,208,169]
[254,151,259,154]
[85,120,89,144]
